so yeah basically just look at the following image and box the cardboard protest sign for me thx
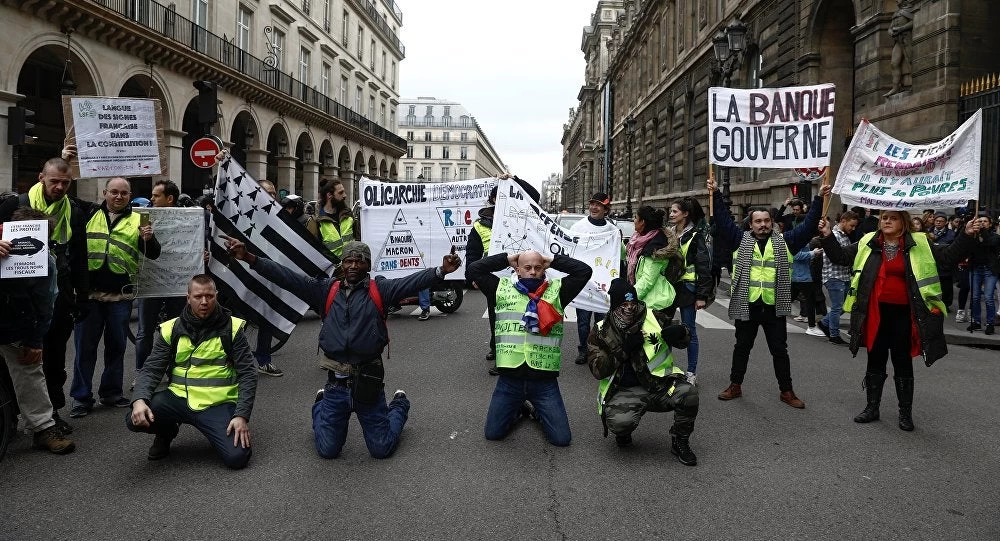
[833,111,982,210]
[709,83,836,168]
[489,179,621,313]
[1,220,49,279]
[62,96,167,179]
[360,177,495,279]
[133,207,205,297]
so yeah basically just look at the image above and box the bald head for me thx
[514,250,547,279]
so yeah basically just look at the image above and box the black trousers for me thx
[42,293,75,411]
[866,302,914,379]
[731,303,793,392]
[940,275,954,309]
[486,296,497,351]
[790,282,816,326]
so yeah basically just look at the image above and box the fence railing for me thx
[959,73,1000,212]
[94,0,405,150]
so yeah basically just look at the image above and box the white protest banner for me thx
[62,96,167,179]
[490,179,620,312]
[132,207,205,297]
[833,111,982,210]
[361,177,494,279]
[709,83,836,168]
[0,220,48,279]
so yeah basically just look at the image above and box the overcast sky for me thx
[399,0,598,185]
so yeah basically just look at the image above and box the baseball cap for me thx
[588,192,611,207]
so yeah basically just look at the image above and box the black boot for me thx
[853,373,886,423]
[670,433,697,466]
[894,376,915,431]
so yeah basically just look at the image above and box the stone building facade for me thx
[0,0,406,204]
[397,97,506,183]
[566,0,1000,216]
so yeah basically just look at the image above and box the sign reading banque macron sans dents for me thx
[708,83,836,168]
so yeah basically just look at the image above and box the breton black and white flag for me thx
[208,155,337,343]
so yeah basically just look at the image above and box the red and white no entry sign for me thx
[190,136,223,169]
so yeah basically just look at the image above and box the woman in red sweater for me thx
[820,211,982,431]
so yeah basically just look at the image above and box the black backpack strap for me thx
[221,316,234,359]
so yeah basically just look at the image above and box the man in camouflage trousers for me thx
[587,279,699,465]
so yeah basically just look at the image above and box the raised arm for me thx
[550,254,593,307]
[467,252,510,299]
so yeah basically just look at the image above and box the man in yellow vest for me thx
[467,249,592,446]
[587,279,697,464]
[316,179,356,261]
[709,176,829,409]
[128,274,256,469]
[70,177,161,418]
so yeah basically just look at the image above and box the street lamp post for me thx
[624,114,636,218]
[711,19,748,211]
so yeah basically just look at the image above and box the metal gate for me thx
[959,75,1000,213]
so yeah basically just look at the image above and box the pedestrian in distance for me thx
[927,212,957,311]
[668,196,714,384]
[223,237,461,459]
[467,249,592,447]
[587,279,697,464]
[818,211,860,345]
[128,274,256,469]
[791,243,823,336]
[569,192,621,365]
[0,208,75,454]
[250,178,284,377]
[710,175,830,409]
[965,214,999,335]
[819,211,984,431]
[316,179,357,260]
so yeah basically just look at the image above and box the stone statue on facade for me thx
[885,0,915,97]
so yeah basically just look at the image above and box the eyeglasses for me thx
[106,190,131,197]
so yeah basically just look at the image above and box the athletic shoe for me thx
[817,320,831,337]
[393,389,407,401]
[99,397,131,408]
[485,352,496,361]
[793,315,808,322]
[986,324,995,336]
[418,309,430,321]
[805,327,825,337]
[257,363,284,377]
[68,403,91,418]
[967,321,982,332]
[955,309,967,323]
[518,400,538,422]
[387,305,402,315]
[829,336,848,345]
[488,366,499,376]
[314,389,325,403]
[685,372,697,385]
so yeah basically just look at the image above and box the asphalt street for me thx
[1,289,998,540]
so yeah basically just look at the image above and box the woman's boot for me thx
[894,376,915,431]
[853,373,886,423]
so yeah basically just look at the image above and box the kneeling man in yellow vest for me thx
[467,250,592,446]
[128,275,257,470]
[587,279,698,465]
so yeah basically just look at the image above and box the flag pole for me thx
[820,168,832,219]
[709,166,715,218]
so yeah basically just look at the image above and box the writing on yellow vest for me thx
[162,317,245,411]
[86,211,141,276]
[473,221,491,253]
[494,278,564,372]
[319,216,354,258]
[843,232,946,315]
[731,238,792,305]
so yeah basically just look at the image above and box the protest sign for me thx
[1,220,48,279]
[360,177,495,280]
[62,96,167,179]
[133,207,205,297]
[709,83,836,168]
[490,179,621,312]
[833,110,982,210]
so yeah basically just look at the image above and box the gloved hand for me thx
[661,324,691,350]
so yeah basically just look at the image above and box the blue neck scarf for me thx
[514,278,548,334]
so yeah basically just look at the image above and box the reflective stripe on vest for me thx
[86,212,141,276]
[731,239,791,305]
[161,316,245,411]
[596,309,682,414]
[679,236,696,282]
[320,216,354,257]
[843,232,946,315]
[493,278,564,372]
[473,221,492,253]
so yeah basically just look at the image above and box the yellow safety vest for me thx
[843,232,946,315]
[319,216,354,258]
[596,309,683,415]
[679,236,696,282]
[473,221,492,253]
[731,238,792,305]
[86,211,141,276]
[494,278,564,372]
[162,317,245,411]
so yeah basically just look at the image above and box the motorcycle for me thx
[390,280,464,314]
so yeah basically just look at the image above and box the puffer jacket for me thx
[821,230,978,366]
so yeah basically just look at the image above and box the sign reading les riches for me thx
[709,83,836,168]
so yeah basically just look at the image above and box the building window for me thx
[424,132,431,141]
[405,166,414,180]
[460,116,471,127]
[369,95,375,119]
[426,105,433,115]
[340,75,348,104]
[236,6,252,51]
[323,0,331,32]
[442,132,450,141]
[408,105,415,115]
[390,108,395,130]
[192,0,207,26]
[381,51,387,78]
[301,0,310,15]
[406,131,414,141]
[421,166,432,180]
[342,10,349,46]
[442,146,450,159]
[299,47,311,84]
[272,28,285,71]
[406,146,413,159]
[441,166,450,180]
[460,132,468,142]
[355,85,362,112]
[459,167,468,180]
[380,103,386,126]
[391,60,396,89]
[357,25,364,61]
[370,39,376,70]
[321,62,330,96]
[460,146,468,160]
[424,146,431,159]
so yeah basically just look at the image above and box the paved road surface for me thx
[2,290,998,540]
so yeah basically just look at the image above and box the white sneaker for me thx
[955,309,967,323]
[793,316,808,322]
[685,372,697,385]
[805,327,826,337]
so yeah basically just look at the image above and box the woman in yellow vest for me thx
[820,211,983,431]
[668,197,714,385]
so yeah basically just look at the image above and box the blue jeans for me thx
[135,297,187,370]
[970,265,998,324]
[679,300,700,374]
[575,309,605,354]
[484,375,571,446]
[418,289,431,311]
[70,299,132,405]
[125,390,251,469]
[823,279,849,338]
[312,380,411,459]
